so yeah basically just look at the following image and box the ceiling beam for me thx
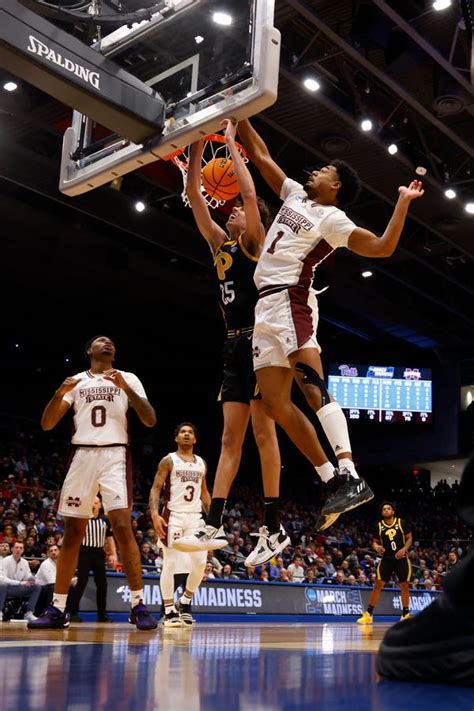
[278,65,474,269]
[372,0,474,97]
[286,0,474,158]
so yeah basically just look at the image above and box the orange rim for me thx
[162,132,246,162]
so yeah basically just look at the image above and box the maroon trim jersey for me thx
[62,370,147,445]
[254,178,357,291]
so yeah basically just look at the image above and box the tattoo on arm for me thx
[149,455,172,513]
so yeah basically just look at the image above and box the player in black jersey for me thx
[176,119,289,561]
[358,502,412,624]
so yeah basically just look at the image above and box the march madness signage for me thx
[81,574,440,617]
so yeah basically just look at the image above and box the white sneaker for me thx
[24,611,37,622]
[245,525,291,566]
[174,524,227,552]
[0,611,3,622]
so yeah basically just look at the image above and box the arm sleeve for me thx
[280,177,304,201]
[320,208,358,248]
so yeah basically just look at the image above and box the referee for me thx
[69,495,117,623]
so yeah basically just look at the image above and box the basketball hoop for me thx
[163,133,248,209]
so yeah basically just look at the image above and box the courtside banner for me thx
[81,575,441,616]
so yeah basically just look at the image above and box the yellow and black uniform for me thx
[376,517,412,583]
[213,234,260,403]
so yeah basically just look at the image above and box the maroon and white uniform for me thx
[253,178,357,369]
[162,452,206,549]
[58,369,147,518]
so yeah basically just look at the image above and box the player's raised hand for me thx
[103,369,127,390]
[221,117,237,143]
[56,377,80,396]
[398,180,424,202]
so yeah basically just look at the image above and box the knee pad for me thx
[295,361,330,406]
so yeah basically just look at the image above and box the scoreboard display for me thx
[327,364,432,424]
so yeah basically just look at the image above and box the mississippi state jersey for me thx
[254,178,357,291]
[163,452,206,514]
[213,234,258,329]
[377,518,410,559]
[62,370,147,445]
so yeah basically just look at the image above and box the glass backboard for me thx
[59,0,280,196]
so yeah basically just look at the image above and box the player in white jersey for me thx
[29,335,158,631]
[237,118,424,563]
[149,422,211,626]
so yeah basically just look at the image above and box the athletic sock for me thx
[338,457,360,479]
[164,603,175,615]
[263,498,280,534]
[52,594,68,613]
[180,593,193,606]
[402,607,409,616]
[130,589,144,608]
[315,462,336,483]
[206,498,226,528]
[367,605,374,615]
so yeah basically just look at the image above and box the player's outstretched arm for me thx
[348,180,424,258]
[186,140,227,252]
[40,377,78,430]
[237,118,287,197]
[222,118,264,255]
[149,456,172,539]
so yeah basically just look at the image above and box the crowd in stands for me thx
[1,428,472,595]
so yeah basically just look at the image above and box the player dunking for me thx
[176,119,289,560]
[29,335,158,630]
[149,422,210,626]
[358,502,412,623]
[236,118,424,536]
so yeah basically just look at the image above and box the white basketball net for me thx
[169,134,248,209]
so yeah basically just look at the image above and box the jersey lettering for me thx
[215,250,233,281]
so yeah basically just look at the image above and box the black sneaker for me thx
[128,602,158,631]
[97,614,113,623]
[27,605,70,629]
[377,595,474,686]
[162,611,183,628]
[176,600,194,626]
[321,470,373,515]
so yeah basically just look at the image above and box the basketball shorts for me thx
[377,556,411,583]
[162,510,206,556]
[219,331,260,403]
[58,445,131,518]
[253,287,321,370]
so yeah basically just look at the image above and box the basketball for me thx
[201,158,240,202]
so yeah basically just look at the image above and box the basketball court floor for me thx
[1,620,473,711]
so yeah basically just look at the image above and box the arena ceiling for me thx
[1,0,474,381]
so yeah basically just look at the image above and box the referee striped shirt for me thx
[82,516,111,548]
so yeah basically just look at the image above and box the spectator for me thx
[0,541,40,622]
[288,554,306,583]
[202,562,215,581]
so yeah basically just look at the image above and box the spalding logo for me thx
[27,35,100,90]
